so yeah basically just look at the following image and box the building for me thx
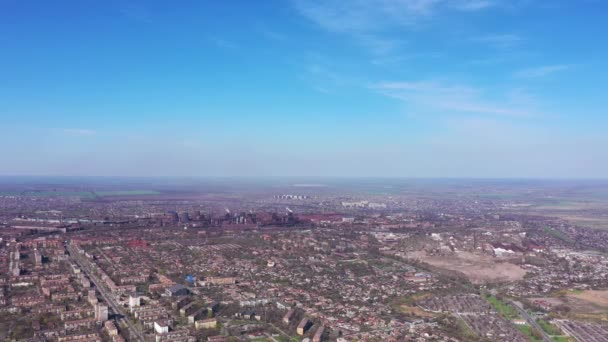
[104,320,118,336]
[513,319,528,325]
[165,284,189,297]
[65,318,97,331]
[313,325,325,342]
[283,309,294,324]
[129,294,141,308]
[201,277,237,286]
[207,337,228,342]
[180,301,196,316]
[297,318,312,336]
[195,318,217,329]
[95,303,108,321]
[154,320,171,334]
[34,249,42,266]
[88,289,98,305]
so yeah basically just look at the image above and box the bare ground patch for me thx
[532,290,608,317]
[407,251,527,284]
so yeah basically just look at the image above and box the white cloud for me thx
[514,64,570,78]
[372,80,537,117]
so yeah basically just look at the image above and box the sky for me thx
[1,0,607,178]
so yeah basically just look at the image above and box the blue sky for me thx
[1,0,607,178]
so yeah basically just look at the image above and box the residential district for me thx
[2,181,608,342]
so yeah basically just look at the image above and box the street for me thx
[510,301,553,342]
[67,244,145,342]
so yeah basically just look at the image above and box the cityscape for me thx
[2,0,608,341]
[2,178,608,341]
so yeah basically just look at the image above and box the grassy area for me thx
[457,316,478,340]
[0,189,160,198]
[0,190,96,198]
[274,337,290,342]
[275,337,300,342]
[543,227,575,244]
[537,319,563,335]
[397,292,433,306]
[552,337,571,342]
[516,325,543,342]
[484,295,520,319]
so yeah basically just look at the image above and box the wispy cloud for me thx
[303,62,360,93]
[118,3,153,23]
[293,0,496,34]
[472,33,523,49]
[292,0,499,59]
[455,0,495,11]
[61,128,96,136]
[514,64,570,78]
[259,28,288,41]
[372,80,537,117]
[207,36,238,50]
[371,52,441,66]
[356,34,405,56]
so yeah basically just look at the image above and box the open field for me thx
[94,190,161,196]
[516,325,543,342]
[392,294,436,318]
[544,227,576,244]
[0,189,161,198]
[408,250,527,284]
[398,304,436,318]
[532,290,608,320]
[485,295,520,319]
[0,190,96,198]
[569,290,608,310]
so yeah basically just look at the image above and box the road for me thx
[509,301,553,342]
[67,244,145,342]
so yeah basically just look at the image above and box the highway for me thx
[67,244,145,342]
[509,301,553,342]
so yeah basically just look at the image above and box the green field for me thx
[485,295,520,319]
[0,190,160,198]
[457,316,478,339]
[543,227,576,244]
[95,190,161,196]
[516,325,543,342]
[538,319,559,335]
[0,190,96,198]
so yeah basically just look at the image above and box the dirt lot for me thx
[571,290,608,307]
[398,305,436,318]
[533,290,608,316]
[407,250,527,284]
